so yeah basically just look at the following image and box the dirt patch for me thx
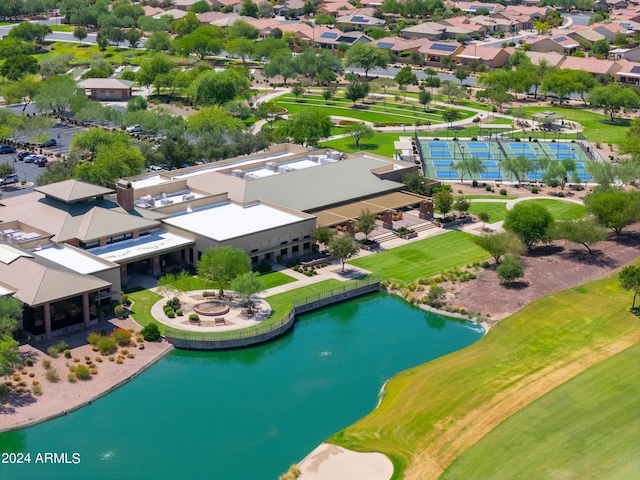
[445,226,640,324]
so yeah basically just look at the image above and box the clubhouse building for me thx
[0,145,424,339]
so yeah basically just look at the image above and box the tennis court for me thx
[420,139,594,182]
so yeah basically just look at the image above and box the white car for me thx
[125,124,142,133]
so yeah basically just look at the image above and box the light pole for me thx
[57,134,62,157]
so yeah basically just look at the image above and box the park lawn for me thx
[468,201,509,223]
[330,268,640,479]
[320,132,401,158]
[487,117,513,125]
[348,231,488,284]
[508,106,629,145]
[523,198,585,220]
[125,287,164,331]
[442,342,640,480]
[259,271,297,289]
[458,194,516,200]
[49,25,75,32]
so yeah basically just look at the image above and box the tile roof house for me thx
[609,45,640,62]
[614,59,640,85]
[419,41,465,64]
[78,78,134,101]
[557,55,624,77]
[523,34,579,55]
[315,29,372,48]
[317,1,354,15]
[156,8,188,20]
[456,45,510,68]
[401,22,446,40]
[335,13,385,30]
[524,50,565,67]
[373,37,422,55]
[209,0,243,13]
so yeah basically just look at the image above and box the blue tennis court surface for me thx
[428,141,449,148]
[527,172,544,181]
[430,150,453,158]
[577,173,593,181]
[548,144,571,150]
[557,153,578,160]
[508,143,531,150]
[480,172,503,180]
[436,171,460,179]
[465,142,488,149]
[576,162,585,170]
[470,151,494,159]
[522,152,537,159]
[482,161,498,168]
[433,160,453,167]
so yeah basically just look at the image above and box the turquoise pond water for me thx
[0,293,483,480]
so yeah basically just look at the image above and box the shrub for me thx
[557,191,564,197]
[108,356,115,362]
[53,340,68,352]
[141,323,161,341]
[138,343,145,350]
[32,384,42,395]
[189,313,199,321]
[97,337,117,355]
[258,258,272,273]
[172,297,180,307]
[121,293,131,306]
[25,358,33,367]
[176,309,183,316]
[114,305,124,318]
[531,186,538,194]
[472,179,478,187]
[167,311,175,318]
[73,357,80,363]
[112,328,132,346]
[95,356,103,363]
[116,358,123,364]
[499,189,507,196]
[64,349,71,359]
[90,368,98,375]
[47,346,59,358]
[45,369,60,382]
[485,185,491,191]
[67,373,77,383]
[75,365,91,380]
[42,359,51,369]
[88,331,101,346]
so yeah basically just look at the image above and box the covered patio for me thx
[531,111,565,131]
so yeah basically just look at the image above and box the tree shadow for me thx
[502,280,529,290]
[353,142,380,152]
[0,389,38,415]
[630,307,640,317]
[559,248,618,268]
[527,244,564,257]
[613,231,640,248]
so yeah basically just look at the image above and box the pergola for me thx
[531,111,565,130]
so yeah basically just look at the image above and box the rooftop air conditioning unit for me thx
[160,198,174,205]
[308,155,318,162]
[265,161,279,171]
[231,169,245,178]
[182,194,196,201]
[329,151,341,160]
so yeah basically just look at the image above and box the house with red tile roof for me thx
[523,34,579,55]
[373,37,422,56]
[419,41,465,65]
[557,56,624,77]
[614,59,640,85]
[456,45,510,68]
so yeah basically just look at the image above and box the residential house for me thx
[209,0,243,13]
[609,45,640,62]
[445,1,505,15]
[272,0,305,17]
[197,11,254,26]
[469,15,516,34]
[557,55,624,77]
[524,50,565,67]
[317,1,354,16]
[142,6,166,16]
[438,15,485,38]
[172,0,208,11]
[419,41,465,65]
[614,59,640,85]
[401,22,446,40]
[456,45,510,68]
[155,8,188,20]
[523,35,579,55]
[315,29,371,48]
[335,13,385,31]
[373,37,422,57]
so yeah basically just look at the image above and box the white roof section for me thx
[33,244,116,275]
[87,230,194,263]
[163,202,306,241]
[135,189,205,210]
[0,284,14,296]
[0,243,33,265]
[129,174,171,190]
[239,153,343,180]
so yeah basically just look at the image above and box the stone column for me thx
[82,293,90,328]
[419,200,434,220]
[382,210,393,230]
[44,303,52,339]
[345,220,355,237]
[152,255,161,276]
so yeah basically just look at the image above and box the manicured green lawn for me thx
[320,132,402,158]
[259,271,297,289]
[442,342,640,480]
[523,198,585,220]
[348,231,489,284]
[330,269,640,479]
[459,195,516,200]
[124,287,163,331]
[487,117,514,125]
[468,201,509,223]
[49,25,75,32]
[507,106,629,145]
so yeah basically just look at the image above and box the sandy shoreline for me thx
[0,317,173,433]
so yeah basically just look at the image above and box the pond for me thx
[0,293,483,480]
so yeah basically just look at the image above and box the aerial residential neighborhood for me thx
[0,1,639,479]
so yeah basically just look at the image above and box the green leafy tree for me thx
[394,66,418,90]
[619,265,640,309]
[258,0,273,18]
[187,69,250,106]
[418,89,432,112]
[585,189,640,236]
[198,246,251,296]
[73,26,87,45]
[356,209,377,240]
[453,196,470,215]
[502,155,534,184]
[2,76,40,112]
[452,157,485,183]
[328,234,360,272]
[34,75,85,115]
[172,11,201,36]
[591,39,610,57]
[344,81,370,106]
[344,42,389,78]
[322,85,337,104]
[0,296,23,338]
[189,0,211,13]
[433,190,454,216]
[279,108,332,146]
[125,28,142,49]
[0,54,39,81]
[496,255,524,284]
[554,217,607,254]
[454,69,469,85]
[587,84,640,123]
[473,231,524,264]
[0,335,21,380]
[314,226,335,249]
[230,272,264,306]
[263,50,296,85]
[225,37,255,63]
[346,122,375,148]
[255,101,281,129]
[75,144,145,187]
[187,106,245,160]
[239,0,259,18]
[291,82,305,100]
[145,31,171,52]
[402,171,428,195]
[371,77,396,94]
[227,19,259,40]
[504,202,554,247]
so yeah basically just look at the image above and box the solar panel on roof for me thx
[469,5,493,11]
[352,16,369,23]
[631,66,640,74]
[620,22,632,29]
[321,32,338,39]
[554,36,568,42]
[527,35,537,40]
[378,42,394,49]
[431,43,458,52]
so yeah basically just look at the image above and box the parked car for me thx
[34,156,49,167]
[16,151,32,161]
[125,124,142,133]
[0,145,16,154]
[23,154,38,163]
[0,174,19,186]
[37,138,57,148]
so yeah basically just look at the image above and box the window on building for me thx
[280,248,287,256]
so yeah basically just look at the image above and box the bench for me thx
[215,317,226,326]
